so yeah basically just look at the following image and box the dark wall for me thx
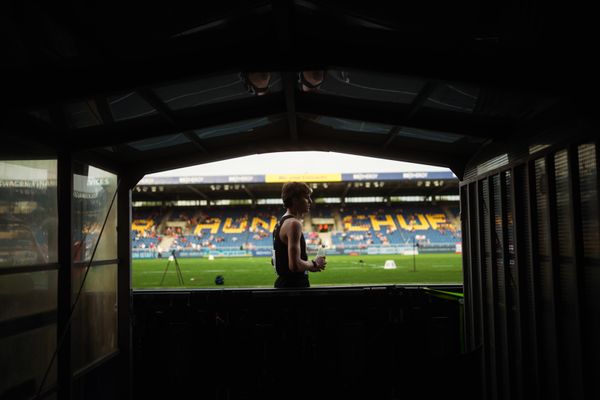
[132,286,478,400]
[461,138,600,399]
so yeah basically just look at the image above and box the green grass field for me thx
[132,253,462,289]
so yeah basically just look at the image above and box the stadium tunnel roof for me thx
[133,171,459,202]
[1,1,597,181]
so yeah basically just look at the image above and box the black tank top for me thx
[272,214,308,276]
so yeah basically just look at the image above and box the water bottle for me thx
[316,245,326,259]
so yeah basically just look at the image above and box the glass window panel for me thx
[64,101,103,129]
[424,83,480,113]
[154,72,282,111]
[396,127,464,143]
[0,325,57,398]
[73,166,117,263]
[127,133,190,152]
[108,92,158,121]
[0,160,58,268]
[71,264,117,372]
[314,69,425,103]
[0,270,57,322]
[299,114,393,134]
[194,117,276,139]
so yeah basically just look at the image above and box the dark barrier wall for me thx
[461,140,600,400]
[132,286,478,400]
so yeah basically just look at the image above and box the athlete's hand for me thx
[315,256,327,271]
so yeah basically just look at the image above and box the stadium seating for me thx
[131,207,163,249]
[310,204,335,219]
[132,235,159,250]
[332,204,460,249]
[132,203,460,254]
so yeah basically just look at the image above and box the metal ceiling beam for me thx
[93,96,115,126]
[296,93,511,140]
[136,87,178,127]
[183,132,209,154]
[54,88,509,153]
[383,81,437,148]
[382,126,402,149]
[66,93,286,150]
[170,2,273,39]
[298,121,477,156]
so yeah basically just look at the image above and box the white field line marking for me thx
[137,270,227,274]
[348,261,407,269]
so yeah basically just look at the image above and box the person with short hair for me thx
[272,182,326,288]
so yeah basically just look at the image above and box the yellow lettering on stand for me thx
[370,215,397,231]
[194,219,221,234]
[343,215,370,231]
[222,218,248,234]
[396,214,430,230]
[132,219,154,232]
[426,214,447,230]
[251,217,277,232]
